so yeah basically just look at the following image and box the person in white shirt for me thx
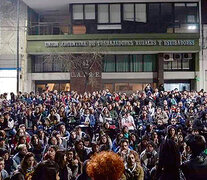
[121,112,136,131]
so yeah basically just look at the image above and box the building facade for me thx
[22,0,202,93]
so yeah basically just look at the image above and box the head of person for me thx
[167,125,176,138]
[49,136,58,145]
[21,152,36,173]
[31,134,40,146]
[126,151,140,166]
[0,137,5,147]
[47,145,58,161]
[185,134,206,157]
[59,124,66,133]
[32,160,60,180]
[54,150,67,169]
[66,148,76,161]
[75,139,84,151]
[87,151,124,180]
[91,143,100,154]
[0,149,9,161]
[18,144,28,156]
[146,141,155,153]
[0,157,5,172]
[122,126,129,134]
[100,135,108,144]
[120,139,129,151]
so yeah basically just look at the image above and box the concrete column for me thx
[157,54,164,87]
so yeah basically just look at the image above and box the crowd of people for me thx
[0,84,206,180]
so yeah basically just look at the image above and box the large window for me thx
[36,81,70,93]
[103,54,156,72]
[73,5,83,20]
[98,4,121,23]
[123,4,147,22]
[32,56,70,73]
[73,4,95,20]
[103,55,115,72]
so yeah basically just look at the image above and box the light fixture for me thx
[188,25,197,30]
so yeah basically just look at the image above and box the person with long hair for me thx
[155,138,180,180]
[30,135,44,162]
[124,151,144,180]
[74,140,88,163]
[44,145,58,161]
[54,150,72,180]
[11,152,36,180]
[31,160,60,180]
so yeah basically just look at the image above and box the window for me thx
[103,55,115,72]
[130,55,142,72]
[116,55,129,72]
[148,3,160,23]
[135,4,146,22]
[123,4,134,21]
[36,82,70,93]
[123,4,146,22]
[85,5,95,19]
[103,54,157,72]
[98,4,121,23]
[143,55,156,72]
[34,56,43,72]
[110,4,121,23]
[98,4,108,23]
[175,3,198,23]
[161,3,173,24]
[43,57,53,72]
[73,5,83,20]
[32,55,67,73]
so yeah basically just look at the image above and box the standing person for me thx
[87,151,124,180]
[124,151,144,180]
[155,138,180,180]
[181,135,207,180]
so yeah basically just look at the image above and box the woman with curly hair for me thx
[87,151,124,180]
[124,151,144,180]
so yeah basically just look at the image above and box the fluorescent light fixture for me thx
[188,25,197,30]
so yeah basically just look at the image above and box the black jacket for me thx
[181,155,207,180]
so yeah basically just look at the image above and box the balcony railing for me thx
[28,22,72,35]
[28,22,200,35]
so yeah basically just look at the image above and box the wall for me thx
[0,0,27,94]
[203,25,207,91]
